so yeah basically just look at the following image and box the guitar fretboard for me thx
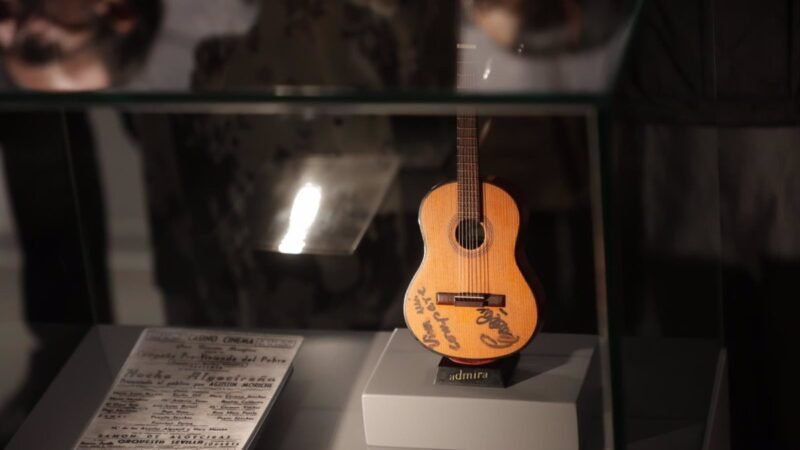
[456,44,481,220]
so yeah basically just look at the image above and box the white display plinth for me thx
[362,329,602,450]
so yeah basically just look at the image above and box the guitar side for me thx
[403,181,540,361]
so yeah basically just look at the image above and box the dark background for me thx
[614,1,800,448]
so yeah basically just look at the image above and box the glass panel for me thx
[0,110,98,445]
[2,110,614,447]
[610,120,726,450]
[64,110,610,447]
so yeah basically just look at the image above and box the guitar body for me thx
[404,181,540,361]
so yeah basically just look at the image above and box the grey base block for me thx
[362,329,603,450]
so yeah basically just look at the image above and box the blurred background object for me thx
[0,0,162,90]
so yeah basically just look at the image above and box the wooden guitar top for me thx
[403,181,539,361]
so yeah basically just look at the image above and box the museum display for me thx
[73,328,302,450]
[1,1,745,449]
[403,44,540,365]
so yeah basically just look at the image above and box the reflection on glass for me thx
[460,0,635,92]
[0,0,163,90]
[464,0,632,54]
[251,154,398,255]
[278,182,322,255]
[0,0,638,95]
[482,57,492,80]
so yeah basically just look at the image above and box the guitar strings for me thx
[459,53,478,300]
[459,47,494,303]
[457,53,467,302]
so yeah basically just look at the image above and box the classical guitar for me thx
[403,44,540,364]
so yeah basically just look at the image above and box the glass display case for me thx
[0,1,731,449]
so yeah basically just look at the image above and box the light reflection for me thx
[482,57,493,80]
[278,183,322,254]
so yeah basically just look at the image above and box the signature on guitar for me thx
[422,320,440,348]
[476,307,520,349]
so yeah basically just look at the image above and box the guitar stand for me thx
[435,354,519,387]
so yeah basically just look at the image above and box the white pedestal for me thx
[362,329,602,450]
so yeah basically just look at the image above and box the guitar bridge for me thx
[436,293,505,307]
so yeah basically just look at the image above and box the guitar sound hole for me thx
[455,219,485,250]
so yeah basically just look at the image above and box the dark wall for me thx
[614,1,800,449]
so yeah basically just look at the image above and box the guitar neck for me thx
[457,113,480,220]
[456,44,481,220]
